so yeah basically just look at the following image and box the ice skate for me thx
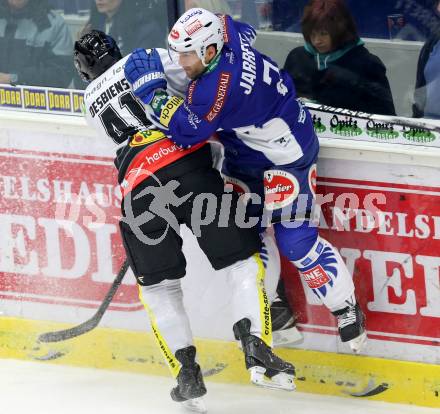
[170,346,207,413]
[332,302,367,354]
[270,282,302,347]
[233,318,296,391]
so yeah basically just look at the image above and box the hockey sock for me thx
[139,279,194,378]
[226,254,273,347]
[260,230,281,304]
[292,236,355,311]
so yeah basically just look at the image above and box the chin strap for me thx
[203,52,221,73]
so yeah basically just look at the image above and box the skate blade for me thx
[249,366,296,391]
[181,397,207,413]
[348,331,367,354]
[273,326,303,348]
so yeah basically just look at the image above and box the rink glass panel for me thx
[177,0,438,118]
[1,1,435,117]
[0,0,171,89]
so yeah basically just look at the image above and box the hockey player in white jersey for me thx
[123,8,367,354]
[74,30,295,412]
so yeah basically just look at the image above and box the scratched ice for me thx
[1,359,437,414]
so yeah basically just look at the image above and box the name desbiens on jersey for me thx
[85,65,130,118]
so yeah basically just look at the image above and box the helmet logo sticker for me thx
[179,8,203,24]
[185,19,203,36]
[169,9,225,62]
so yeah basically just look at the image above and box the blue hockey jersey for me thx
[167,15,318,169]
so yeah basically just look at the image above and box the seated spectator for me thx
[185,0,231,14]
[74,0,165,88]
[81,0,165,55]
[48,0,91,14]
[0,0,74,88]
[283,0,396,115]
[413,0,440,119]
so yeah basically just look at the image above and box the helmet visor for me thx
[168,48,200,68]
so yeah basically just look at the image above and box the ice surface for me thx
[1,359,437,414]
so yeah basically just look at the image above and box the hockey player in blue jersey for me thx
[124,8,367,353]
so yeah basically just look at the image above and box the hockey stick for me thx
[306,102,440,133]
[37,259,130,343]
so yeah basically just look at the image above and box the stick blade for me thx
[36,260,129,344]
[37,320,95,343]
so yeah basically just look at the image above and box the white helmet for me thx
[168,8,225,65]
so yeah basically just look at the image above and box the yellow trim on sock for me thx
[138,286,181,378]
[254,253,272,347]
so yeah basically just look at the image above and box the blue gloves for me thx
[124,48,167,104]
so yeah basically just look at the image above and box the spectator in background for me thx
[48,0,91,14]
[346,0,439,41]
[82,0,165,55]
[0,0,73,88]
[413,0,440,119]
[185,0,231,14]
[272,0,307,32]
[74,0,165,88]
[284,0,395,115]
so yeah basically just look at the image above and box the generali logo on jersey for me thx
[205,72,231,122]
[284,177,440,347]
[187,81,197,105]
[0,149,142,311]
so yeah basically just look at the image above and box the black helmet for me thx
[74,30,122,82]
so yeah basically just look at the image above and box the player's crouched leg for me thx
[259,232,302,347]
[227,255,296,391]
[179,166,296,390]
[275,222,367,353]
[119,183,207,409]
[139,280,207,412]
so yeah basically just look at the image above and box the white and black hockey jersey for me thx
[82,49,190,182]
[83,48,189,145]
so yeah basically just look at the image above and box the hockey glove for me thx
[124,48,167,104]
